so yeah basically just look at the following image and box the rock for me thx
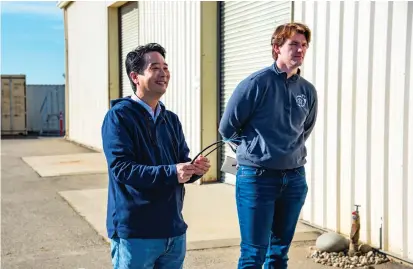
[367,251,374,258]
[350,256,359,264]
[311,250,319,258]
[359,244,373,254]
[316,232,350,253]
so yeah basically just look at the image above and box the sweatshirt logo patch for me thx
[296,94,307,107]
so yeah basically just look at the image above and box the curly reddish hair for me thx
[271,22,311,60]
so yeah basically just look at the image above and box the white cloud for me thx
[1,1,61,17]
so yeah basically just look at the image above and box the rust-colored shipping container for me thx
[1,75,28,135]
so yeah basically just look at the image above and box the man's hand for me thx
[176,162,195,183]
[193,155,211,176]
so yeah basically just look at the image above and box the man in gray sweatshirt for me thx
[219,22,318,269]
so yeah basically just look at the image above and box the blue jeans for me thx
[236,165,308,269]
[110,233,186,269]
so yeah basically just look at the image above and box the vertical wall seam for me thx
[350,1,359,216]
[310,1,318,224]
[383,1,393,251]
[323,1,330,229]
[402,1,412,259]
[336,1,345,233]
[366,1,376,245]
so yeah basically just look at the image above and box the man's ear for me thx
[272,43,280,56]
[130,72,139,86]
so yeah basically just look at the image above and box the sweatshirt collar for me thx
[272,62,301,82]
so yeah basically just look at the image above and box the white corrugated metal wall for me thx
[119,2,139,97]
[26,85,65,133]
[294,1,413,261]
[138,1,201,158]
[219,1,292,184]
[66,1,109,150]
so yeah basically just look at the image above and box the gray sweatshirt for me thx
[219,63,318,170]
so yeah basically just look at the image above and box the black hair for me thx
[125,43,166,92]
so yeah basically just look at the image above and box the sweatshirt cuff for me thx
[166,164,179,185]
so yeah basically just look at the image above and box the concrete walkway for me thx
[22,152,107,177]
[59,183,321,250]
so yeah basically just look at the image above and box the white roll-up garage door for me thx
[219,1,292,184]
[119,2,139,97]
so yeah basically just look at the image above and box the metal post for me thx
[59,111,63,136]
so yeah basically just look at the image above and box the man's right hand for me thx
[176,162,195,183]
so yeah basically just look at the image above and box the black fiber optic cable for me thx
[190,140,225,164]
[190,135,243,164]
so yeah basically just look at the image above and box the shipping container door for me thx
[1,76,27,135]
[119,2,139,97]
[219,1,292,184]
[1,78,11,132]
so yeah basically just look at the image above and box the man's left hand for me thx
[193,155,211,176]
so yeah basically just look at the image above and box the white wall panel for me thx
[325,1,340,232]
[313,1,326,229]
[370,1,388,250]
[407,3,413,259]
[138,1,201,157]
[295,1,413,261]
[339,1,356,238]
[387,2,408,256]
[67,1,108,150]
[354,1,371,244]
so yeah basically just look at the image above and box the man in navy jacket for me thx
[101,43,210,269]
[219,23,318,269]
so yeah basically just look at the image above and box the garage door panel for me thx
[120,2,139,98]
[224,9,290,28]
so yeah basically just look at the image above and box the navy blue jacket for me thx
[219,63,318,170]
[101,97,200,239]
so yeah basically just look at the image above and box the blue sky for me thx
[1,1,65,84]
